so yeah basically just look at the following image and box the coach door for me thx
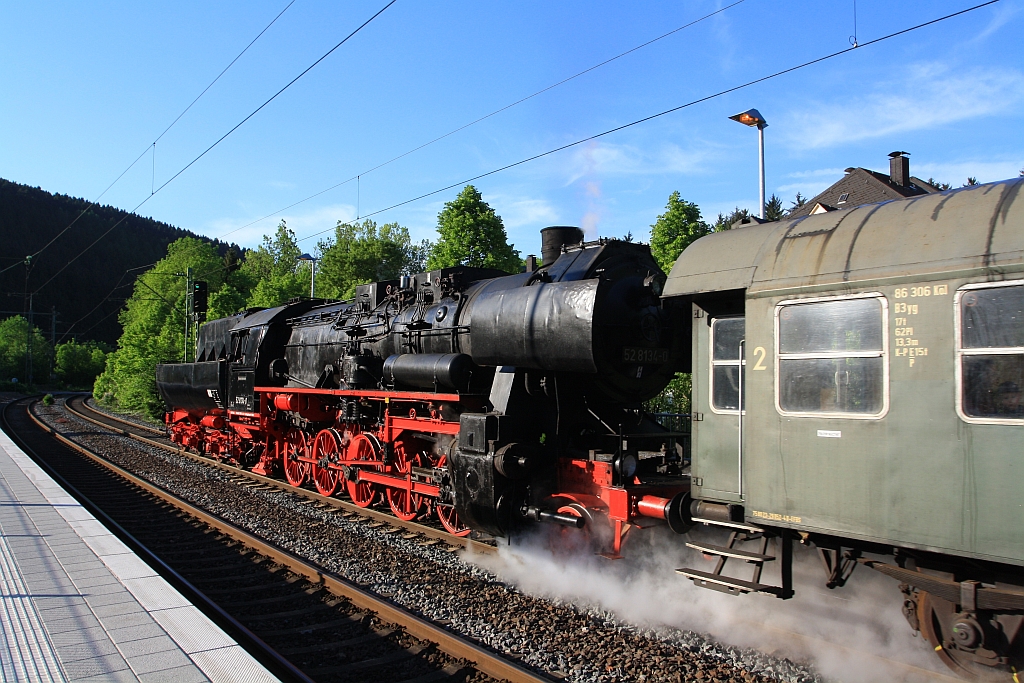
[691,305,745,504]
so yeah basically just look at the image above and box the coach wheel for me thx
[346,433,383,508]
[311,429,343,497]
[386,440,426,521]
[282,429,310,487]
[919,590,1024,680]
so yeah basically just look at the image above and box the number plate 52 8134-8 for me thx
[622,347,669,363]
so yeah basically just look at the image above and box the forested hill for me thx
[0,178,236,345]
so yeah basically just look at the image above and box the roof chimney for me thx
[889,151,910,187]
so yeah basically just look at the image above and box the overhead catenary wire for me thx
[53,0,999,337]
[0,1,296,278]
[216,0,750,241]
[56,263,159,343]
[294,0,1002,245]
[30,0,397,298]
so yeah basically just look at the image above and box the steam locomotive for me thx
[157,227,691,549]
[157,181,1024,679]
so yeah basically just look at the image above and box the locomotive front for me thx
[157,226,691,547]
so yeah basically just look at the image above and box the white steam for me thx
[469,525,956,682]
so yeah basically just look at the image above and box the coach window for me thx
[957,281,1024,422]
[776,295,887,417]
[711,317,745,412]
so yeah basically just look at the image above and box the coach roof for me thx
[664,178,1024,299]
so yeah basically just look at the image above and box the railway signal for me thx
[192,281,208,317]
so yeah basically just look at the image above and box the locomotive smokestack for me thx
[541,226,584,266]
[889,151,910,187]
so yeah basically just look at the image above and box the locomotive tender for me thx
[666,179,1024,680]
[157,227,691,550]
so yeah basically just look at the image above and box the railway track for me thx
[66,395,497,556]
[4,396,548,683]
[25,395,964,683]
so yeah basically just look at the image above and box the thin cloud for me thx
[489,194,559,229]
[564,141,715,185]
[783,64,1024,149]
[784,167,846,179]
[209,202,355,249]
[968,2,1020,44]
[913,159,1024,185]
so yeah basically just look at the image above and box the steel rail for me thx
[63,399,963,681]
[0,397,313,683]
[26,398,547,683]
[69,396,497,555]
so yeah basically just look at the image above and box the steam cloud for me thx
[469,525,954,682]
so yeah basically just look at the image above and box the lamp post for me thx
[298,253,318,298]
[729,109,768,220]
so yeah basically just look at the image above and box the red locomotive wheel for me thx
[346,433,383,508]
[434,452,471,536]
[386,440,426,521]
[282,429,310,487]
[436,504,471,537]
[311,429,343,497]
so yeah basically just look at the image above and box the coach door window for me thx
[711,317,745,412]
[957,281,1024,422]
[776,295,887,417]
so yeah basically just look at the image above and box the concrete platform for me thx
[0,413,280,682]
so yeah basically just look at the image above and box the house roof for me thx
[787,167,941,218]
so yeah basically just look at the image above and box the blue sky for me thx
[2,0,1022,260]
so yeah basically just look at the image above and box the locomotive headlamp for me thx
[615,453,638,479]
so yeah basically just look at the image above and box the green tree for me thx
[426,185,520,273]
[94,237,227,417]
[964,177,979,187]
[55,340,108,387]
[713,207,750,232]
[0,316,51,384]
[764,194,785,221]
[649,192,711,272]
[242,221,308,308]
[644,373,692,414]
[317,219,427,299]
[926,178,953,191]
[647,192,712,417]
[788,192,809,214]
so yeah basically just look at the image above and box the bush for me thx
[42,393,54,405]
[55,340,108,388]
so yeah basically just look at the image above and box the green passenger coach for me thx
[663,179,1023,679]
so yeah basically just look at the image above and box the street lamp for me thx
[729,108,768,220]
[298,253,318,298]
